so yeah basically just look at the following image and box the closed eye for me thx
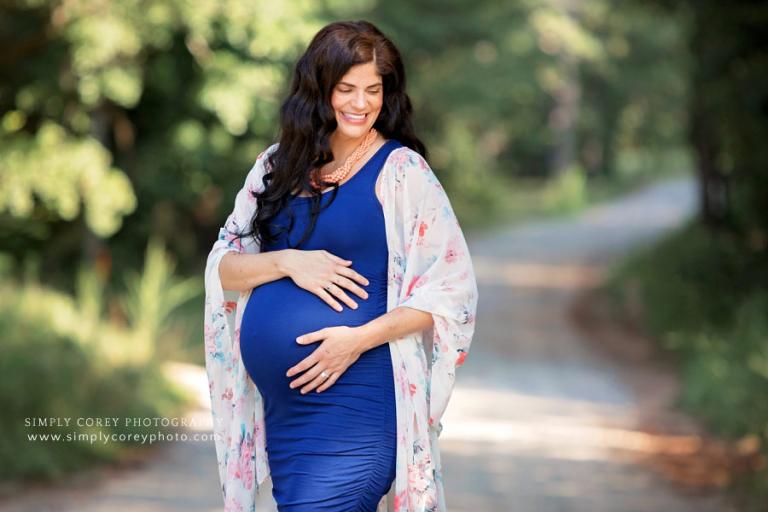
[339,89,381,93]
[337,82,383,93]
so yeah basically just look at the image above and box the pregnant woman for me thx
[204,20,478,512]
[240,136,402,510]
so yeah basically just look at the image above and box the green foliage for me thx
[615,146,693,184]
[374,0,688,181]
[1,0,691,277]
[680,294,768,438]
[608,221,768,440]
[544,165,588,213]
[0,279,191,480]
[1,0,330,274]
[0,122,136,237]
[121,237,200,363]
[74,265,105,345]
[0,235,200,479]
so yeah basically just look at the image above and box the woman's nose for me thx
[352,92,366,109]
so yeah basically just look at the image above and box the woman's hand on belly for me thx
[280,249,371,312]
[286,326,366,394]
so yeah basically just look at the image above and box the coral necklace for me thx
[310,127,379,190]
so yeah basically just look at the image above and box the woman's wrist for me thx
[353,323,379,353]
[274,249,296,278]
[354,306,434,353]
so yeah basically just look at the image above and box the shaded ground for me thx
[0,176,743,511]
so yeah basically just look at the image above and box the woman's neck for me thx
[328,131,367,164]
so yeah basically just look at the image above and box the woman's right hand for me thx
[280,249,370,311]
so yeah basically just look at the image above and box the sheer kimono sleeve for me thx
[204,145,273,314]
[395,151,479,435]
[203,143,276,504]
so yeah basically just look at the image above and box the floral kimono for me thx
[203,141,478,512]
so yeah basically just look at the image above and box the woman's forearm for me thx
[356,306,434,352]
[218,249,292,292]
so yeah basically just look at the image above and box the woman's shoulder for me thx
[242,142,280,190]
[258,142,280,162]
[251,142,280,172]
[379,144,444,203]
[384,143,430,171]
[385,144,434,181]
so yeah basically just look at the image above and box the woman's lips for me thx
[340,111,368,124]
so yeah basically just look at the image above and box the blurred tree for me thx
[639,0,768,242]
[0,0,329,285]
[0,0,691,289]
[687,1,768,238]
[369,0,687,184]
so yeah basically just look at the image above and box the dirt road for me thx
[440,177,735,511]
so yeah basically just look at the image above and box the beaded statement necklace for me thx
[309,127,379,190]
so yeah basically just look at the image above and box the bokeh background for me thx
[1,1,766,511]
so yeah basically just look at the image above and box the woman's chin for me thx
[335,114,378,138]
[337,124,371,139]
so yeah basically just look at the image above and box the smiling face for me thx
[330,60,384,141]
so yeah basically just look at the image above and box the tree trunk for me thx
[548,1,582,177]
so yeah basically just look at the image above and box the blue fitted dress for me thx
[239,139,403,511]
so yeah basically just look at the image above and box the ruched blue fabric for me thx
[239,139,403,511]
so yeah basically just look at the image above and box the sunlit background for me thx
[1,1,766,511]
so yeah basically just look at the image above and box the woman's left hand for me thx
[286,326,365,394]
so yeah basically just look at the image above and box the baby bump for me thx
[239,275,387,398]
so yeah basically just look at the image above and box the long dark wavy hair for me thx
[239,20,427,250]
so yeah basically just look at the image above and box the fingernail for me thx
[352,303,358,309]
